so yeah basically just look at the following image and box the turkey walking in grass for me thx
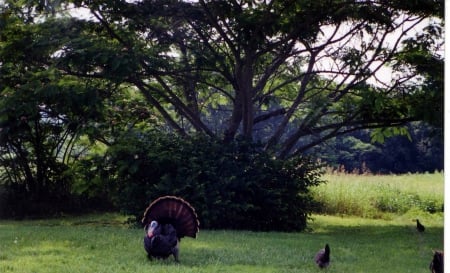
[429,250,443,273]
[315,243,330,268]
[416,219,425,232]
[142,196,199,262]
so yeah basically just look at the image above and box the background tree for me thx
[310,122,443,174]
[0,10,114,216]
[0,0,444,226]
[58,0,444,158]
[2,0,442,157]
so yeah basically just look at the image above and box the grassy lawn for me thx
[0,173,444,273]
[0,213,443,273]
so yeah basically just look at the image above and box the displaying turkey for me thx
[315,243,330,268]
[416,219,425,232]
[142,196,199,262]
[429,250,443,273]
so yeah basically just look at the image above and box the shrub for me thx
[0,163,84,218]
[101,131,324,231]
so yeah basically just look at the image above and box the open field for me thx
[0,213,443,273]
[0,173,444,273]
[313,172,444,218]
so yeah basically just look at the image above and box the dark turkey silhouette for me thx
[315,243,330,268]
[142,196,199,262]
[416,219,425,232]
[429,250,444,273]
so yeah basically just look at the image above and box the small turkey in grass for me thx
[416,219,425,232]
[429,250,443,273]
[315,243,330,268]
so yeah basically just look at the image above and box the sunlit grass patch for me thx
[0,212,443,273]
[312,172,444,218]
[0,173,444,273]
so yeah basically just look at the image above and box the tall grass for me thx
[312,172,444,218]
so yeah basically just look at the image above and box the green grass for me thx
[0,213,443,273]
[0,173,444,272]
[312,172,444,218]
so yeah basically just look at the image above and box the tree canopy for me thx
[0,0,444,223]
[1,0,444,159]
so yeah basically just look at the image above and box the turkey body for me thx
[144,221,179,261]
[416,219,425,232]
[429,250,443,273]
[315,244,330,268]
[142,196,199,263]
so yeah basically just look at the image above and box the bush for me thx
[0,182,86,218]
[0,159,114,218]
[101,131,324,231]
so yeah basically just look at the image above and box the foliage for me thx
[0,213,443,273]
[1,0,443,158]
[0,12,113,216]
[100,131,323,231]
[308,122,443,174]
[393,20,444,128]
[0,0,444,220]
[0,6,160,216]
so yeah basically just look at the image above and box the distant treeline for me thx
[308,122,443,174]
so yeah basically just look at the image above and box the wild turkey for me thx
[429,250,444,273]
[142,196,199,262]
[416,219,425,232]
[315,243,331,268]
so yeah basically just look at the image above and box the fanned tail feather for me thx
[142,196,199,239]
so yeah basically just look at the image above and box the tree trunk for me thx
[239,58,254,139]
[227,55,255,141]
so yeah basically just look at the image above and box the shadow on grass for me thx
[0,215,443,273]
[173,219,443,273]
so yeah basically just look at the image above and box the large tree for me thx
[1,0,444,159]
[0,8,116,214]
